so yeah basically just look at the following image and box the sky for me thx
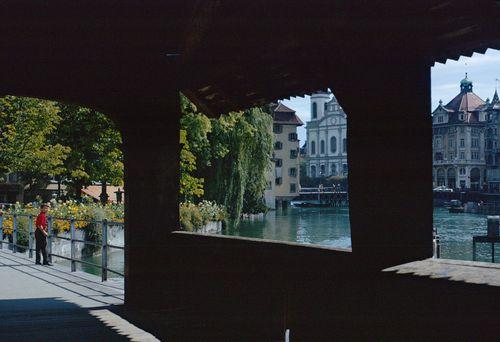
[282,48,500,143]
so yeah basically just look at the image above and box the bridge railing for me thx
[0,213,123,281]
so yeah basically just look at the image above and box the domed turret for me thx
[310,90,331,120]
[460,73,473,93]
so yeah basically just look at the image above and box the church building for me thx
[304,91,348,178]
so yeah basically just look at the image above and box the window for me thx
[290,150,298,159]
[289,168,297,177]
[342,164,348,175]
[310,165,316,178]
[435,138,442,148]
[460,151,465,160]
[459,168,466,175]
[274,141,283,150]
[275,159,282,167]
[312,102,317,119]
[471,151,479,160]
[7,173,18,183]
[320,140,325,154]
[343,138,347,153]
[266,181,272,190]
[320,164,325,175]
[331,164,337,175]
[290,183,296,193]
[330,136,337,153]
[435,152,443,161]
[273,124,282,134]
[311,141,316,155]
[449,152,454,160]
[288,133,297,141]
[459,113,465,121]
[460,139,465,147]
[438,116,443,123]
[448,139,453,148]
[472,138,479,148]
[460,126,465,133]
[275,177,282,185]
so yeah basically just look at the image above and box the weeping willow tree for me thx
[204,107,273,226]
[179,94,273,226]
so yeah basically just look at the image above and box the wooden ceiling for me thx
[1,1,500,116]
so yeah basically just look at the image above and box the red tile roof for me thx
[271,103,304,126]
[444,92,485,112]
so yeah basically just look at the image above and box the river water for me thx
[59,206,500,277]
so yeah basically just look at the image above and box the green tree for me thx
[0,96,69,190]
[180,129,204,201]
[50,103,123,199]
[205,108,272,225]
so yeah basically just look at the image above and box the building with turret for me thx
[304,91,348,178]
[432,75,500,191]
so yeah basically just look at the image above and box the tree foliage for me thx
[50,103,123,198]
[179,97,273,226]
[0,96,69,188]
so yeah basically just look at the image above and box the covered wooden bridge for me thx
[2,1,500,340]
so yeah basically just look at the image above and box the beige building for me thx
[265,103,303,209]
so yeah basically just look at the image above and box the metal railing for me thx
[0,213,124,281]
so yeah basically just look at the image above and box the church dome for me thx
[460,77,472,86]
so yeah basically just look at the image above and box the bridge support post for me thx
[119,91,180,309]
[333,58,433,269]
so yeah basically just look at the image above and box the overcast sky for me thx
[282,48,500,144]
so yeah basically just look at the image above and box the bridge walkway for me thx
[0,249,158,341]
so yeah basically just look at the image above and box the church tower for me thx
[310,91,331,120]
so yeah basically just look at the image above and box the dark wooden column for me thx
[334,59,433,269]
[117,92,180,309]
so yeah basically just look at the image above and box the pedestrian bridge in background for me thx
[0,249,158,341]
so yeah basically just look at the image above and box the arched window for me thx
[330,137,337,153]
[331,164,337,176]
[437,168,445,186]
[311,141,316,155]
[320,140,325,154]
[312,103,317,119]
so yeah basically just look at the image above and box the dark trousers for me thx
[35,229,48,264]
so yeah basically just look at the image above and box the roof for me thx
[271,103,303,125]
[82,185,125,204]
[273,102,295,113]
[444,92,485,112]
[3,2,500,116]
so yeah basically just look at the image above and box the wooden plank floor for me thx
[0,249,158,341]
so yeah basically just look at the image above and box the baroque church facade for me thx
[304,91,348,178]
[432,76,500,191]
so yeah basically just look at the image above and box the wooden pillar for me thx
[118,92,180,309]
[334,59,433,269]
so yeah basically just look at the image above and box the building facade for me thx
[264,103,303,209]
[305,91,348,178]
[432,76,500,191]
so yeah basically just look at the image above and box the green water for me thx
[433,207,499,262]
[223,207,352,249]
[55,206,500,277]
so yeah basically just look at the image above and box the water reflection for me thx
[224,207,352,249]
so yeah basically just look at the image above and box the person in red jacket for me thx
[35,204,51,266]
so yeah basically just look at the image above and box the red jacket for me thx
[35,212,47,232]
